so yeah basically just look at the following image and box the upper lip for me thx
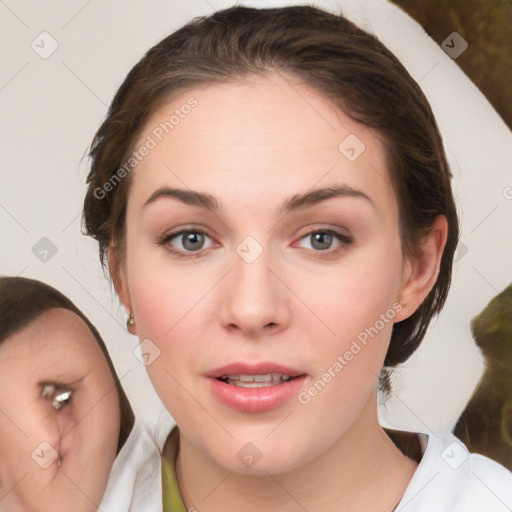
[205,362,306,379]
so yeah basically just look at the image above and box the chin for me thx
[207,438,307,476]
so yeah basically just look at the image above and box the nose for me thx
[219,243,291,338]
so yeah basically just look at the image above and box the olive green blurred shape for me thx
[454,283,512,470]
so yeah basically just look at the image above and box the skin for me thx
[112,72,447,511]
[0,308,121,512]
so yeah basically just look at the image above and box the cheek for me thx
[0,394,63,497]
[301,237,403,398]
[309,242,403,342]
[127,240,213,360]
[80,370,121,448]
[131,279,175,338]
[127,236,191,337]
[58,373,120,503]
[93,385,122,453]
[296,265,401,431]
[0,415,29,485]
[127,262,212,417]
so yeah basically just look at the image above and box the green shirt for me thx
[161,425,187,512]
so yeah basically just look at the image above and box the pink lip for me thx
[204,361,304,379]
[204,361,307,413]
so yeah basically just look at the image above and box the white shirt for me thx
[98,413,175,512]
[99,413,512,511]
[397,433,512,511]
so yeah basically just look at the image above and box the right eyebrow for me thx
[143,187,221,211]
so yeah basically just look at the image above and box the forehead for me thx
[0,308,101,365]
[129,73,396,216]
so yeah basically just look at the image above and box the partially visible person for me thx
[0,276,134,512]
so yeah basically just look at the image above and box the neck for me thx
[174,394,418,512]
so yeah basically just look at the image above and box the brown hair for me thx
[0,276,134,454]
[83,5,459,374]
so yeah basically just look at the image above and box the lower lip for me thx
[206,376,307,413]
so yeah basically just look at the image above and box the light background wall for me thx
[1,0,511,435]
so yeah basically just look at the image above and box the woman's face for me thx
[0,308,120,512]
[117,73,421,473]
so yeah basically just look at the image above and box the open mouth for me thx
[217,373,303,388]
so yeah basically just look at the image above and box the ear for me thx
[394,215,448,322]
[108,244,137,335]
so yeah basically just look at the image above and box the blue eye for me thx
[299,229,352,253]
[157,227,352,259]
[157,228,214,258]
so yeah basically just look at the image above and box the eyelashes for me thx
[40,382,75,411]
[156,228,214,258]
[156,226,353,259]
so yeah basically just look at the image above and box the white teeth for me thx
[220,373,295,387]
[252,374,272,382]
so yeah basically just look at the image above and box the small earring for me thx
[127,312,135,327]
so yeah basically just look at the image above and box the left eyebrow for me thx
[281,185,375,214]
[142,184,374,214]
